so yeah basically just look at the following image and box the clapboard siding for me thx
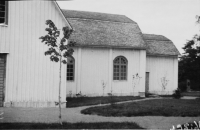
[81,48,109,96]
[112,49,146,96]
[66,48,146,97]
[146,56,178,94]
[0,1,69,107]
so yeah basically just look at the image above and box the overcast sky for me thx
[57,0,200,54]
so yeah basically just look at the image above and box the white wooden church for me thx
[0,1,179,107]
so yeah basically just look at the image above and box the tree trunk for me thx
[59,56,62,125]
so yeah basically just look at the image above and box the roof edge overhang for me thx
[53,1,73,30]
[147,54,179,57]
[67,17,137,24]
[74,44,146,50]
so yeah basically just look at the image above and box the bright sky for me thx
[57,0,200,54]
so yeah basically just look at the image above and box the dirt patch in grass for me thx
[0,122,143,129]
[81,99,200,117]
[66,96,144,107]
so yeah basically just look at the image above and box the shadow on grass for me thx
[66,96,144,108]
[81,99,200,117]
[0,122,144,129]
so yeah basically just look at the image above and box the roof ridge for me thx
[143,33,171,41]
[62,9,126,17]
[62,9,136,24]
[68,17,137,24]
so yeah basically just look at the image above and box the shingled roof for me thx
[62,10,179,56]
[143,34,180,56]
[62,10,136,23]
[62,10,146,49]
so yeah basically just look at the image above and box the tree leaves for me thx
[39,20,75,63]
[62,60,67,64]
[179,36,200,83]
[178,17,200,90]
[63,26,73,39]
[50,55,59,62]
[45,47,60,56]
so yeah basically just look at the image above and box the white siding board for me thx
[22,1,27,101]
[112,49,141,95]
[146,56,178,94]
[18,1,24,101]
[13,1,20,102]
[0,27,5,52]
[108,49,113,93]
[42,1,47,102]
[7,2,16,101]
[1,1,69,107]
[77,48,82,94]
[139,50,146,93]
[80,48,109,96]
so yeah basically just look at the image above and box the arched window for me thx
[67,57,75,81]
[113,56,128,80]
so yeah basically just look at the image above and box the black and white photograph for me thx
[0,0,200,129]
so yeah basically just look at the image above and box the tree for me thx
[39,20,75,124]
[178,16,200,91]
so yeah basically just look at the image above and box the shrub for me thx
[172,88,182,99]
[178,81,187,92]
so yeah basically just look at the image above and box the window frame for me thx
[113,56,128,81]
[0,1,8,25]
[66,57,75,82]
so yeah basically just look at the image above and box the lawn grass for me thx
[0,122,143,129]
[181,92,200,97]
[159,95,173,97]
[66,96,144,107]
[81,99,200,117]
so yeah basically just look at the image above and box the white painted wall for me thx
[66,47,146,97]
[66,47,109,97]
[112,49,146,96]
[146,56,178,95]
[0,1,70,107]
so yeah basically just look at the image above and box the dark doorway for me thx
[145,72,149,93]
[0,54,6,107]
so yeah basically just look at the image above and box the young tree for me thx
[39,20,75,125]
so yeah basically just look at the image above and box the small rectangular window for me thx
[0,1,8,25]
[67,58,75,81]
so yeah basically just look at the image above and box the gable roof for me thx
[143,34,180,56]
[62,10,146,49]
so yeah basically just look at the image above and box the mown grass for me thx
[0,122,143,129]
[81,99,200,117]
[66,96,144,107]
[181,92,200,97]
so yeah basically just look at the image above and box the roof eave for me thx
[74,44,146,50]
[53,1,73,30]
[147,53,179,57]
